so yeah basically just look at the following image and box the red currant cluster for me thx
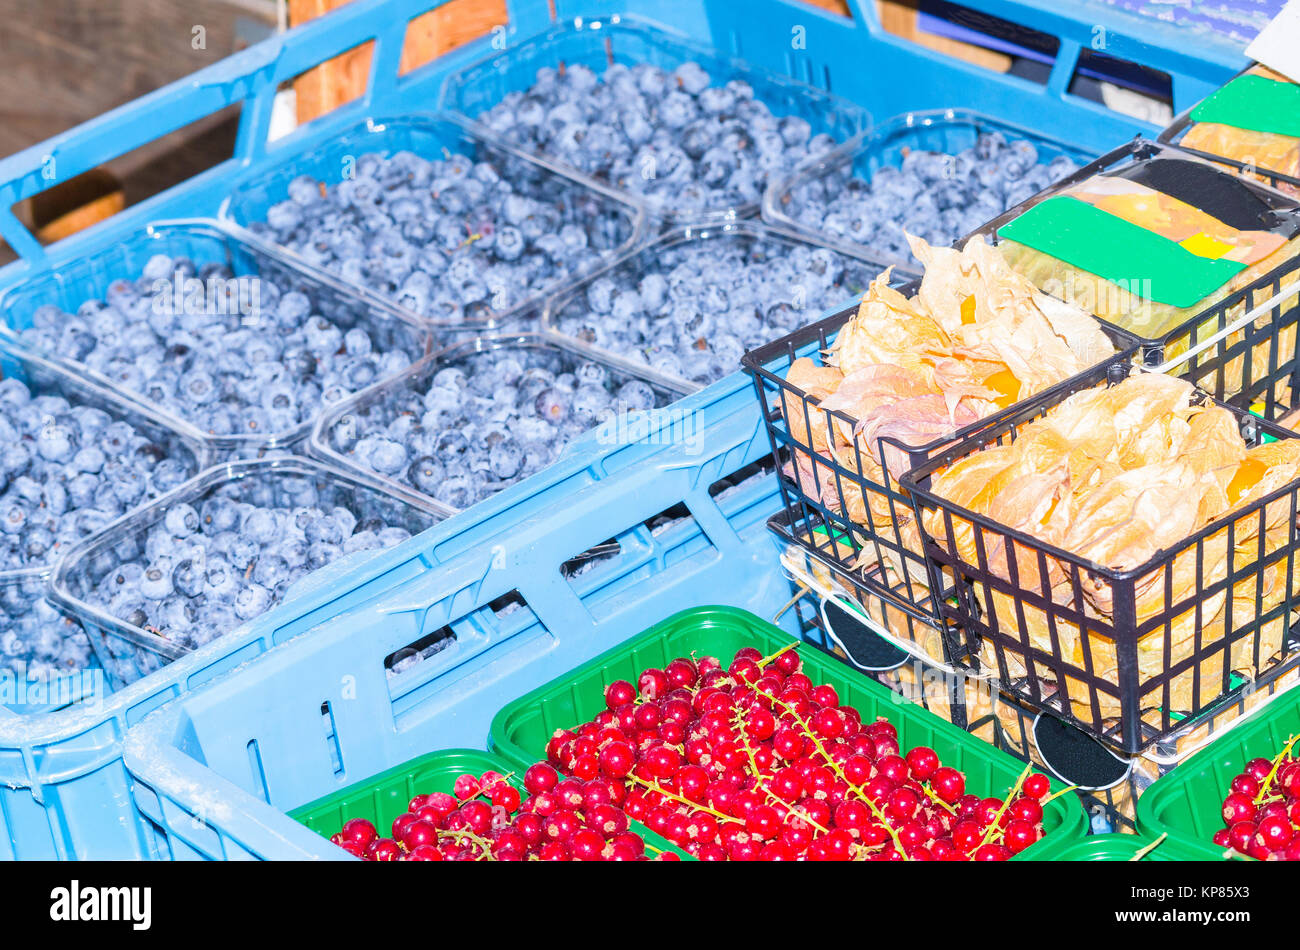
[543,644,1051,860]
[1214,735,1300,861]
[329,769,671,860]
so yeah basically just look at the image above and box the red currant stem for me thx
[466,771,517,804]
[977,763,1033,850]
[921,782,958,816]
[436,827,497,860]
[644,842,664,855]
[1039,783,1080,806]
[1252,733,1299,807]
[1130,833,1166,862]
[627,773,744,825]
[757,641,800,669]
[765,693,909,860]
[732,706,832,835]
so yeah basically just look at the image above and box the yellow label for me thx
[1180,231,1236,260]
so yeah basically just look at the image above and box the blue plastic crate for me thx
[0,0,1246,860]
[120,376,804,859]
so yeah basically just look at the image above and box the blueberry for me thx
[233,583,272,621]
[163,503,199,537]
[140,557,175,600]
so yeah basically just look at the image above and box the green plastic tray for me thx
[489,605,1088,860]
[1138,689,1300,861]
[1032,832,1200,861]
[288,747,689,859]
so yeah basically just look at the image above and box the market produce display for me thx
[13,0,1300,868]
[0,373,199,573]
[328,768,674,861]
[1178,65,1300,195]
[777,233,1114,596]
[476,60,842,216]
[919,372,1300,722]
[11,254,425,442]
[773,130,1081,266]
[1214,734,1300,860]
[321,343,671,510]
[62,472,436,653]
[548,232,877,385]
[249,138,631,323]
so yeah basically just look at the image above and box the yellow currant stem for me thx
[977,764,1033,850]
[1131,833,1166,862]
[627,773,743,825]
[766,692,909,860]
[436,827,496,860]
[758,640,801,669]
[1040,784,1080,806]
[921,782,958,816]
[470,772,517,803]
[732,705,831,836]
[1253,733,1299,807]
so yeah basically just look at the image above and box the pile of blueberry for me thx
[0,374,198,573]
[0,581,95,683]
[251,140,632,322]
[71,473,436,652]
[15,254,423,441]
[549,234,878,384]
[476,61,845,216]
[774,131,1081,265]
[325,345,669,510]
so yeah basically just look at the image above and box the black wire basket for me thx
[967,137,1300,423]
[741,292,1139,638]
[903,359,1300,755]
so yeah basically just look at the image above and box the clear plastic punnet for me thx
[221,114,646,330]
[51,456,443,688]
[441,16,869,224]
[310,332,689,516]
[542,219,897,393]
[763,109,1094,268]
[0,219,433,456]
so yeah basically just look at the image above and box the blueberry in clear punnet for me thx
[324,345,673,511]
[0,371,199,574]
[775,129,1080,266]
[14,251,427,442]
[244,130,634,324]
[0,577,97,687]
[550,232,881,385]
[476,61,844,216]
[69,470,437,653]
